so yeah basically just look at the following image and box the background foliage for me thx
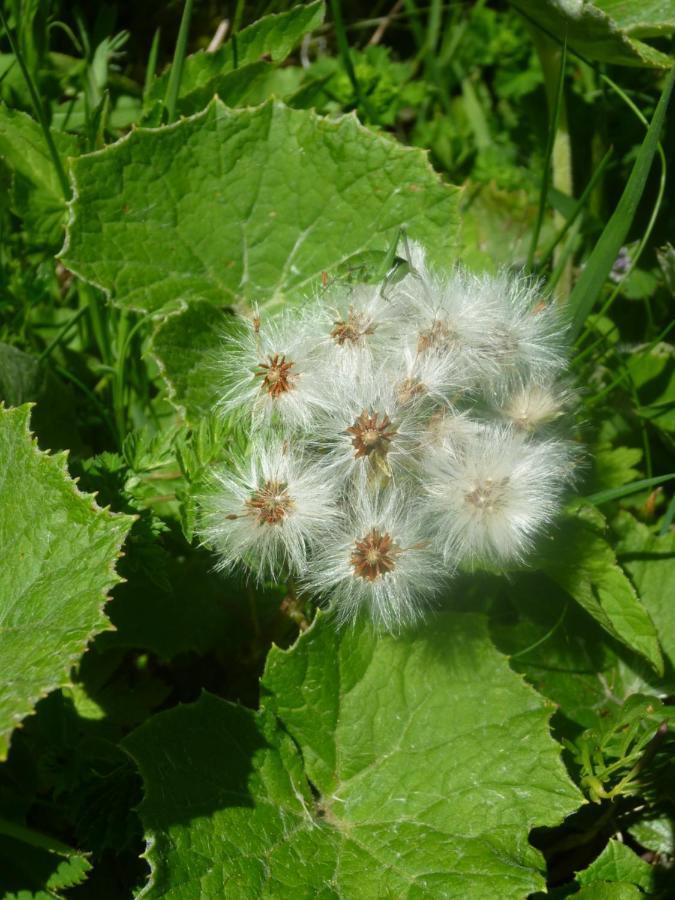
[0,0,674,896]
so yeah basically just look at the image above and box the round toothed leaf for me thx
[145,1,326,116]
[0,404,133,759]
[124,611,582,898]
[61,99,460,315]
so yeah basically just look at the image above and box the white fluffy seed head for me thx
[388,341,472,409]
[314,281,401,372]
[475,270,569,383]
[198,443,339,582]
[302,487,441,631]
[310,366,427,488]
[202,239,579,629]
[393,272,503,386]
[393,241,569,390]
[494,379,575,433]
[424,425,578,568]
[216,308,327,429]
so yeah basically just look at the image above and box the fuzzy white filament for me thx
[199,444,338,581]
[201,240,578,630]
[302,489,441,630]
[424,426,576,567]
[217,309,325,428]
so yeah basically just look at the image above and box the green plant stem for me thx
[547,224,580,294]
[80,283,111,366]
[0,8,70,200]
[38,307,87,363]
[144,28,161,99]
[113,310,130,444]
[232,0,246,34]
[539,147,613,270]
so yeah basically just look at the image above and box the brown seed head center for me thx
[351,528,400,581]
[255,354,295,398]
[246,480,293,525]
[417,318,455,354]
[464,477,508,513]
[331,307,375,346]
[347,410,397,459]
[397,376,426,405]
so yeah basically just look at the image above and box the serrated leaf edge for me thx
[59,97,461,317]
[513,0,672,68]
[263,608,584,836]
[0,403,135,758]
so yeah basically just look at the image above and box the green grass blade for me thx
[583,474,675,506]
[569,65,675,340]
[164,0,194,123]
[144,27,161,99]
[539,147,613,270]
[527,39,567,270]
[659,493,675,536]
[425,0,443,56]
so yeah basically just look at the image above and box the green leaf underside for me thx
[0,405,132,759]
[511,0,672,68]
[147,1,325,116]
[61,99,460,314]
[125,612,581,898]
[540,507,663,674]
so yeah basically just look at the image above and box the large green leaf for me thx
[598,1,675,38]
[490,573,648,732]
[512,0,672,67]
[615,512,675,678]
[0,405,132,759]
[125,612,581,898]
[0,105,76,245]
[575,884,643,899]
[540,506,663,674]
[61,99,460,315]
[147,1,325,117]
[0,343,83,454]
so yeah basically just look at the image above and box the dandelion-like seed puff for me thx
[200,241,579,630]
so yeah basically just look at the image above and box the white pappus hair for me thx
[424,424,578,568]
[199,238,579,631]
[199,443,339,582]
[301,487,441,631]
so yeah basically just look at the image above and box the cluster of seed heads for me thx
[199,241,578,631]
